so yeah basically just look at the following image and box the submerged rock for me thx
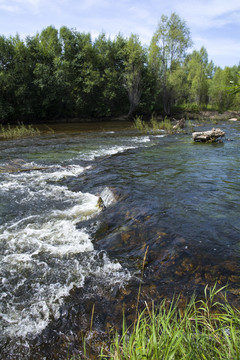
[192,128,225,142]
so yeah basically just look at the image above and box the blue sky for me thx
[0,0,240,68]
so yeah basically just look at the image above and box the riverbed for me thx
[0,120,240,359]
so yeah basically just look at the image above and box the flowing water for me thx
[0,121,240,359]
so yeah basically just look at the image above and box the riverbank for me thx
[184,110,240,122]
[1,110,239,127]
[35,110,240,124]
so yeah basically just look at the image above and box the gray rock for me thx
[192,128,225,142]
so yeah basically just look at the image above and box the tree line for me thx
[0,13,239,123]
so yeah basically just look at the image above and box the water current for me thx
[0,121,240,359]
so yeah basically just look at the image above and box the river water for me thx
[0,121,240,359]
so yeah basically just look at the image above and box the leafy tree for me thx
[122,34,146,118]
[149,13,192,114]
[209,67,235,111]
[228,70,240,94]
[92,33,127,116]
[186,47,212,107]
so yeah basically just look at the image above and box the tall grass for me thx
[100,285,240,360]
[133,116,150,133]
[0,122,40,139]
[133,115,174,134]
[157,116,174,133]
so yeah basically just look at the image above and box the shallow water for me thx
[0,121,240,359]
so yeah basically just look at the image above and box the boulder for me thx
[229,118,238,121]
[192,128,225,142]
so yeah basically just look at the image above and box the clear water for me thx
[0,121,240,359]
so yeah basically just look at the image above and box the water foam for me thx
[0,163,130,340]
[79,145,136,161]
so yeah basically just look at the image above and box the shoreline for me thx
[1,110,239,126]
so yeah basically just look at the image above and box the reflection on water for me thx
[0,121,240,359]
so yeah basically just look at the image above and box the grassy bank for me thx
[0,123,40,139]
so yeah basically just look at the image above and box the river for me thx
[0,120,240,359]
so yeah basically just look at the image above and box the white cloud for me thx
[173,0,240,29]
[0,4,19,12]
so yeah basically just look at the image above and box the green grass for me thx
[0,122,41,139]
[98,285,240,360]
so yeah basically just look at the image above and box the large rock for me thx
[192,128,225,142]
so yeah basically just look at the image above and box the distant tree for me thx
[209,67,235,111]
[186,47,212,106]
[149,13,192,114]
[123,34,146,118]
[228,71,240,94]
[93,33,127,116]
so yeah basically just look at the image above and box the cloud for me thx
[0,3,19,12]
[0,0,239,67]
[0,0,60,14]
[173,0,240,30]
[0,0,40,13]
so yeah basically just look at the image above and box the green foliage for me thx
[149,13,192,115]
[101,286,240,360]
[209,67,235,111]
[0,18,240,123]
[227,71,240,96]
[0,123,40,139]
[123,34,147,117]
[186,47,210,106]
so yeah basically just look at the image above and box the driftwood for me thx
[173,118,185,129]
[192,128,225,142]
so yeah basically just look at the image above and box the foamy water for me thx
[0,163,130,339]
[0,132,155,345]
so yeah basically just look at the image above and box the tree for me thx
[93,33,128,116]
[149,13,192,114]
[209,67,235,111]
[186,47,212,106]
[228,70,240,94]
[123,34,146,118]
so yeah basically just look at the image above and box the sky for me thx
[0,0,240,68]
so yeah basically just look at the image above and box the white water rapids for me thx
[0,163,130,339]
[0,132,162,346]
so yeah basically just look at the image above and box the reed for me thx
[0,122,40,139]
